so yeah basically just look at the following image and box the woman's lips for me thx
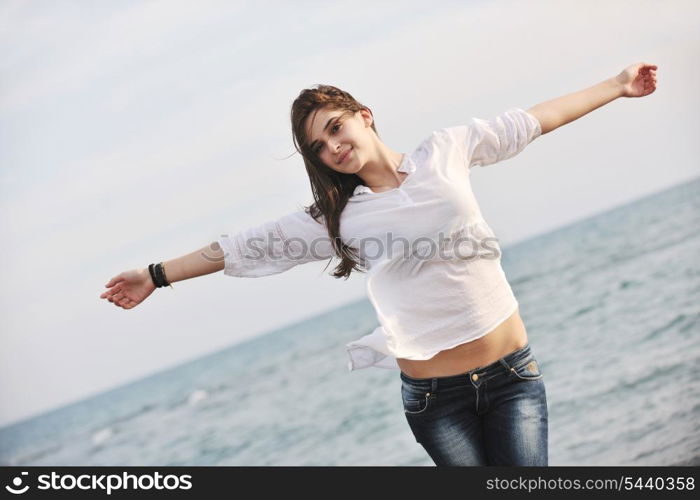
[339,147,352,164]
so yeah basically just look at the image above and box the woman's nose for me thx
[330,139,342,152]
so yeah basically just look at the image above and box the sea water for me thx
[1,177,698,466]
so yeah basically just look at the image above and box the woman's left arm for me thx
[526,62,658,135]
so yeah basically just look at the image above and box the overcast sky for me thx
[1,0,698,428]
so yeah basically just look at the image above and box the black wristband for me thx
[159,262,172,287]
[155,262,170,287]
[154,263,164,287]
[148,263,160,287]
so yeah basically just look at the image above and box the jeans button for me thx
[471,373,479,381]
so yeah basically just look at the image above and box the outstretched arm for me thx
[526,62,658,135]
[100,243,225,309]
[100,208,334,309]
[161,243,225,282]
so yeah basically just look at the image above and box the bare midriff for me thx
[396,307,529,379]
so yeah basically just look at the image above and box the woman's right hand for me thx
[100,268,156,309]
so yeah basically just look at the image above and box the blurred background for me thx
[1,0,698,465]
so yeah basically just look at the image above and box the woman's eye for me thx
[311,121,341,154]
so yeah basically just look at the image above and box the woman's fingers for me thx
[105,276,125,288]
[114,295,130,308]
[120,296,136,309]
[101,285,122,300]
[100,271,143,309]
[637,64,657,81]
[99,284,133,308]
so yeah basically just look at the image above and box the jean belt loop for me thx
[430,378,438,394]
[499,357,512,374]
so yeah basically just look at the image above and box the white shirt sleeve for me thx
[443,107,542,169]
[217,208,334,277]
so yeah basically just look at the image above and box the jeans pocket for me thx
[508,357,543,381]
[401,385,436,415]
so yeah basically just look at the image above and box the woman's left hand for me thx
[616,62,658,98]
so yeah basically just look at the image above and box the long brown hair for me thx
[291,85,378,280]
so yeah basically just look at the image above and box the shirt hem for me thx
[345,298,520,372]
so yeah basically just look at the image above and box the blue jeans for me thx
[400,342,548,466]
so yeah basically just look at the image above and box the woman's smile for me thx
[338,147,352,164]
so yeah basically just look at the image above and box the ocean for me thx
[1,176,699,466]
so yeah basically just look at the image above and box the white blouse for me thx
[218,108,542,371]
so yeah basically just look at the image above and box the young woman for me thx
[100,62,657,466]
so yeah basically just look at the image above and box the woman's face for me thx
[304,106,374,173]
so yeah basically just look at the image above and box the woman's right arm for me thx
[100,208,334,310]
[162,242,225,282]
[99,242,225,309]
